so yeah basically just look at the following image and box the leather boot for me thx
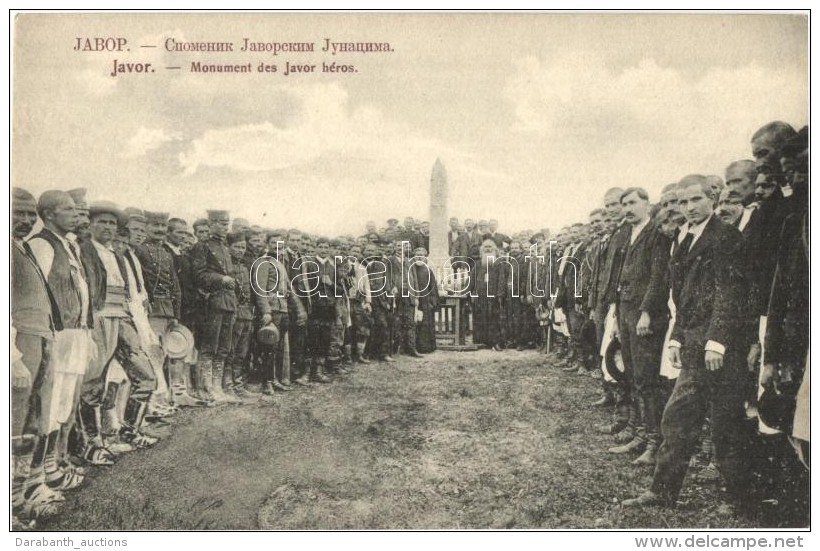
[221,365,240,403]
[171,361,206,407]
[199,359,218,402]
[210,361,228,402]
[311,359,332,384]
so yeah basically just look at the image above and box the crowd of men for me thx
[11,120,809,527]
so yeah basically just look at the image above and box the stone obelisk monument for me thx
[428,158,450,285]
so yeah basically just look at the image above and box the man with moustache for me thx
[714,188,744,226]
[135,211,183,411]
[191,210,238,402]
[192,218,210,243]
[607,188,670,465]
[487,219,510,251]
[11,188,71,522]
[81,201,159,457]
[623,176,751,510]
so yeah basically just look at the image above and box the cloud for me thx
[502,53,808,197]
[177,82,466,178]
[123,126,182,158]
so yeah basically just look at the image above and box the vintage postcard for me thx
[9,11,810,537]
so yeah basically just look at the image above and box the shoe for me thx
[406,350,424,358]
[311,373,332,384]
[608,437,646,454]
[632,444,658,465]
[357,356,371,364]
[516,345,525,351]
[380,356,396,363]
[272,381,293,392]
[596,420,628,435]
[613,428,636,444]
[591,395,615,408]
[262,381,275,395]
[293,376,313,387]
[122,431,159,449]
[82,444,116,466]
[622,490,670,508]
[105,436,136,455]
[492,344,503,352]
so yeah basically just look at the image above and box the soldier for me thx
[190,210,238,403]
[135,211,185,410]
[254,241,307,393]
[223,232,254,400]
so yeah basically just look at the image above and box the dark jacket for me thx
[617,223,671,317]
[669,216,745,350]
[191,236,237,312]
[135,240,182,319]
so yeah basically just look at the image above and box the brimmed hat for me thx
[144,211,170,224]
[67,188,89,211]
[257,323,281,346]
[603,337,627,384]
[89,200,127,226]
[758,381,798,434]
[163,324,194,360]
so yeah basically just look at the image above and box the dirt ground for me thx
[40,349,790,530]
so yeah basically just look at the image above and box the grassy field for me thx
[40,349,781,530]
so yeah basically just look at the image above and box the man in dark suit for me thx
[486,219,510,251]
[607,188,670,465]
[588,188,632,429]
[447,217,462,260]
[624,175,752,509]
[282,229,313,386]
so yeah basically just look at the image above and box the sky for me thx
[12,13,808,236]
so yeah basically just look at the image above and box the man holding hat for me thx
[190,209,237,402]
[135,211,189,409]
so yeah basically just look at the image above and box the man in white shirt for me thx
[624,175,753,511]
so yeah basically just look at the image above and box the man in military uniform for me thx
[282,229,313,386]
[190,210,237,402]
[135,211,186,408]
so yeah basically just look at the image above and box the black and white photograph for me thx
[8,10,810,537]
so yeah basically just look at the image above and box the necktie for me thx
[676,232,694,257]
